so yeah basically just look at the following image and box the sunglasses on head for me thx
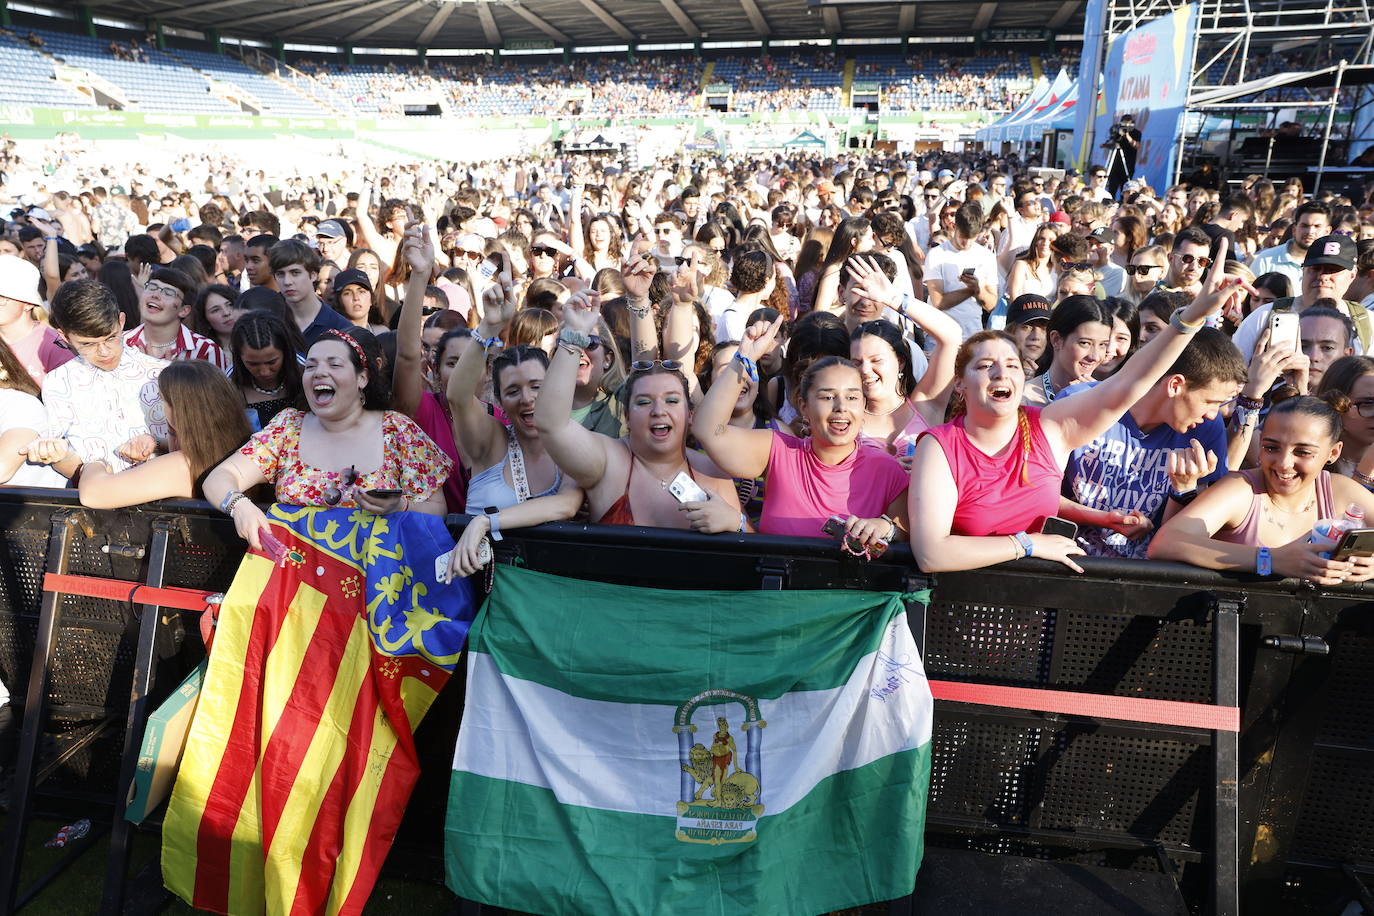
[630,359,683,372]
[1175,253,1211,268]
[1124,264,1159,275]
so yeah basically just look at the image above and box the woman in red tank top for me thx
[908,241,1252,574]
[533,267,743,534]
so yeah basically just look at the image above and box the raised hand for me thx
[738,314,785,364]
[1166,438,1219,494]
[846,255,897,309]
[561,289,601,335]
[622,253,656,301]
[479,278,517,335]
[1181,238,1254,325]
[401,219,434,275]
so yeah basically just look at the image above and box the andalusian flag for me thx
[446,566,932,915]
[162,506,477,915]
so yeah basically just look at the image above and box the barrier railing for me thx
[0,487,1370,914]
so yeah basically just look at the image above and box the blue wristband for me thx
[1256,546,1272,576]
[733,350,758,382]
[1013,531,1033,558]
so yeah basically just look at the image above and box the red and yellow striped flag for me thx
[162,506,476,915]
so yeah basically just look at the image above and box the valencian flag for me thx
[446,566,932,915]
[162,505,477,915]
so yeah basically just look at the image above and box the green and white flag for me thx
[445,566,932,916]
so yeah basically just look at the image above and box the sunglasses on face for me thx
[530,246,558,258]
[1351,400,1374,419]
[1059,260,1092,272]
[630,359,683,372]
[1175,253,1211,268]
[455,249,483,261]
[1125,264,1160,275]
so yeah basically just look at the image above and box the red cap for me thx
[1048,211,1072,226]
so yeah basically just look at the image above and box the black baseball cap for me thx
[1304,234,1356,270]
[1007,294,1052,325]
[332,267,372,294]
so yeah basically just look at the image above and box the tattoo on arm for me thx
[714,424,726,438]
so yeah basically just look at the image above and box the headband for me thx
[324,328,368,369]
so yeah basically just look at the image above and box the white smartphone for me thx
[1268,310,1300,352]
[434,539,492,582]
[667,470,710,505]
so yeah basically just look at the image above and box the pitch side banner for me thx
[1094,3,1199,191]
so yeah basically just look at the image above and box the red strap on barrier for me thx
[929,679,1240,732]
[43,573,218,613]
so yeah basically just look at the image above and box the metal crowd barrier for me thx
[0,487,1370,915]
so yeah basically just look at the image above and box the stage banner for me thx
[1094,3,1199,191]
[446,566,933,916]
[162,506,478,916]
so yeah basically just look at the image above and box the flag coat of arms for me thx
[162,506,477,916]
[446,566,932,916]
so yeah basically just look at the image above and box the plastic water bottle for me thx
[1310,503,1366,558]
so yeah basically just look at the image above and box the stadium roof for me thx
[59,0,1086,51]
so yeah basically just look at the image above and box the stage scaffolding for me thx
[1082,0,1374,188]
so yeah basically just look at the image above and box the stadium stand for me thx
[0,30,95,108]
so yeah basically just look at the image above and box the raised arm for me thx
[37,216,63,296]
[444,282,515,471]
[566,162,588,252]
[847,255,961,406]
[353,187,398,266]
[532,297,615,488]
[661,271,703,399]
[390,218,432,419]
[691,316,780,480]
[1045,239,1252,453]
[621,254,660,364]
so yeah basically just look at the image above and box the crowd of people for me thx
[2,144,1374,588]
[291,48,1037,118]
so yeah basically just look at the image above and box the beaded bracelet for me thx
[1353,469,1374,492]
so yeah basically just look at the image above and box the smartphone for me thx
[367,488,403,498]
[434,539,493,582]
[667,471,710,505]
[1268,310,1300,352]
[1332,527,1374,561]
[1040,516,1079,540]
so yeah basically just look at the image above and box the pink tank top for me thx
[920,406,1062,537]
[1215,469,1334,546]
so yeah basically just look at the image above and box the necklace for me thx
[1261,492,1316,529]
[635,454,685,489]
[252,381,284,396]
[866,396,906,418]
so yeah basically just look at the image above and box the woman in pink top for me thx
[910,240,1251,573]
[694,316,909,547]
[1150,393,1374,585]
